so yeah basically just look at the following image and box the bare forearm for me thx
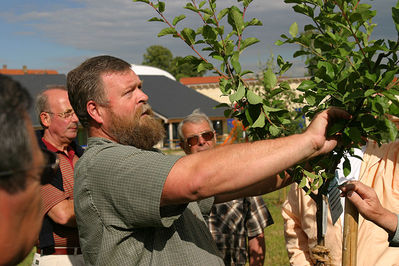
[374,208,398,237]
[48,199,77,227]
[215,172,292,204]
[248,234,266,266]
[163,133,314,206]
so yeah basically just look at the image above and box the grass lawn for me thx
[18,186,291,266]
[263,187,290,265]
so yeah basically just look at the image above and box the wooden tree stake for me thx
[342,199,359,266]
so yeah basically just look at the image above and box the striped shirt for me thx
[40,138,80,247]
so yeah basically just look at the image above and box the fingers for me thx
[340,181,375,200]
[325,107,351,121]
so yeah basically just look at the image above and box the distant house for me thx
[6,65,227,149]
[0,64,58,75]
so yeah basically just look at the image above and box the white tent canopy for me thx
[131,64,175,81]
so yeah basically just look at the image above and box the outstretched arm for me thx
[162,108,350,206]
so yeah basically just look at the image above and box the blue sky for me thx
[0,0,396,76]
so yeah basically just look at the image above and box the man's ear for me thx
[40,112,51,128]
[87,100,104,124]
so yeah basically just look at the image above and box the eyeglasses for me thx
[46,109,76,119]
[185,130,215,147]
[0,149,59,185]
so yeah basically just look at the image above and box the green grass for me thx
[263,188,290,266]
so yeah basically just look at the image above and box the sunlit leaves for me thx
[289,22,298,37]
[158,27,177,37]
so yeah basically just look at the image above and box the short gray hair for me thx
[178,109,214,141]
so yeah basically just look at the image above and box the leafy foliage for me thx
[277,0,399,189]
[133,0,295,141]
[134,0,399,191]
[142,45,173,70]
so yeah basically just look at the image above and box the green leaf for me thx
[392,5,399,33]
[173,15,186,26]
[298,175,307,188]
[231,52,241,74]
[247,90,262,104]
[181,28,196,45]
[149,17,164,22]
[385,118,398,141]
[217,8,229,21]
[304,93,316,105]
[346,127,363,143]
[343,158,351,177]
[380,70,397,88]
[133,0,149,3]
[289,22,298,37]
[197,62,213,72]
[158,1,165,12]
[246,18,263,27]
[297,80,316,91]
[263,104,283,112]
[229,82,245,102]
[157,27,177,37]
[253,112,266,128]
[184,3,198,12]
[264,68,277,89]
[228,6,244,35]
[269,124,280,136]
[240,37,259,52]
[327,120,346,136]
[199,1,206,8]
[364,89,376,97]
[303,169,319,180]
[202,25,217,40]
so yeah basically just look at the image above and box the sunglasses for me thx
[0,149,59,185]
[185,130,215,147]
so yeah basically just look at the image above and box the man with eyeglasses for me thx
[33,86,85,265]
[67,55,349,265]
[178,109,274,266]
[0,75,53,265]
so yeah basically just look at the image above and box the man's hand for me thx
[304,107,350,158]
[339,181,397,236]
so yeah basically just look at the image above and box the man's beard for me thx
[108,104,165,150]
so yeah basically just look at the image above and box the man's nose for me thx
[138,89,149,103]
[198,135,207,145]
[71,112,79,123]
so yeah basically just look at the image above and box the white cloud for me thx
[1,0,394,75]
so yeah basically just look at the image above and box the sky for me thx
[0,0,396,77]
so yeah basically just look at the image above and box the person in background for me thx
[32,86,85,265]
[67,55,349,265]
[178,109,274,266]
[0,75,51,265]
[282,141,399,265]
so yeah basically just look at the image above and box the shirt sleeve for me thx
[389,214,399,247]
[40,184,68,214]
[281,183,313,266]
[246,196,274,238]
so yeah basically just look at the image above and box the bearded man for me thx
[67,55,349,265]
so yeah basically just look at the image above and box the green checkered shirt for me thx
[74,137,224,265]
